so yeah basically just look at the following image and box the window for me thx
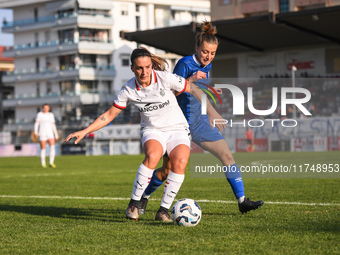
[120,53,130,67]
[219,0,231,5]
[36,83,40,97]
[192,12,197,21]
[60,81,74,95]
[35,58,40,72]
[34,8,38,21]
[136,16,140,30]
[136,4,140,12]
[279,0,289,13]
[121,5,128,15]
[46,82,52,94]
[80,80,98,93]
[34,33,39,46]
[45,31,50,42]
[122,58,129,66]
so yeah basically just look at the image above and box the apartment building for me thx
[0,0,210,134]
[211,0,336,20]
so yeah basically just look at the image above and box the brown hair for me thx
[196,21,218,48]
[131,47,168,71]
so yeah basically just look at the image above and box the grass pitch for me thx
[0,152,339,254]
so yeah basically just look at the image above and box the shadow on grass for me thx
[0,204,130,223]
[0,204,227,226]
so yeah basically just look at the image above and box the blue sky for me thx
[0,8,13,46]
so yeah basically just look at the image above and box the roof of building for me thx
[121,5,340,56]
[0,46,14,62]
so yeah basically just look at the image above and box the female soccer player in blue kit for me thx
[139,21,264,220]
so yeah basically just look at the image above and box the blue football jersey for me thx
[173,55,211,127]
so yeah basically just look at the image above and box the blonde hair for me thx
[131,47,168,71]
[196,21,218,48]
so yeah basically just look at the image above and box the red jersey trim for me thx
[135,79,140,91]
[153,70,157,83]
[113,102,126,109]
[180,79,187,93]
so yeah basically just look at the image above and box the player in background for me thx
[140,21,264,216]
[246,127,254,152]
[65,48,222,221]
[34,104,59,168]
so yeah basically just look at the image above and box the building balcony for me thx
[2,11,114,33]
[241,0,270,15]
[295,0,326,7]
[2,90,115,108]
[2,65,116,83]
[2,38,114,58]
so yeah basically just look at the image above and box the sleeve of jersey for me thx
[173,61,190,79]
[34,113,40,134]
[51,113,56,124]
[113,87,128,109]
[167,72,187,93]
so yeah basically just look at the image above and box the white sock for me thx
[49,145,55,164]
[238,196,245,203]
[143,194,151,199]
[130,164,154,201]
[160,171,185,209]
[40,149,46,166]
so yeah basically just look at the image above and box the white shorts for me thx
[141,128,191,156]
[39,133,55,141]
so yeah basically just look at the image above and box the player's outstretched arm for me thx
[184,80,225,131]
[52,123,59,140]
[34,120,39,138]
[64,105,121,144]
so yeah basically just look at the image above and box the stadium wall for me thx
[213,46,337,78]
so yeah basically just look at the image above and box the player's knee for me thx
[172,157,188,171]
[224,152,235,165]
[144,152,161,167]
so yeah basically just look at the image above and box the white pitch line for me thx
[0,195,339,207]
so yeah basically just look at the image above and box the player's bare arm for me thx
[184,79,225,131]
[64,106,121,144]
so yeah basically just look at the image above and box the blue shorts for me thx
[163,115,224,158]
[191,115,224,148]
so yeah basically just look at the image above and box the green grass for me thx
[0,152,339,254]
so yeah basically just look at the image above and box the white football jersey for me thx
[35,112,56,137]
[113,70,189,130]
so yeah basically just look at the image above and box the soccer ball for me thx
[171,198,201,227]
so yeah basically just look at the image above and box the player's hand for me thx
[35,134,38,139]
[64,130,87,144]
[208,110,225,132]
[215,88,223,94]
[190,71,207,82]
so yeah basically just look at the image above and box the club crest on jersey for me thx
[160,88,165,97]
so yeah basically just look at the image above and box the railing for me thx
[4,90,114,100]
[4,37,113,52]
[4,64,115,76]
[2,11,113,27]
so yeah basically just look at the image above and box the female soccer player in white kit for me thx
[34,104,59,168]
[64,48,218,221]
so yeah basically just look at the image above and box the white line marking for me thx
[251,160,281,165]
[0,195,339,206]
[1,171,134,179]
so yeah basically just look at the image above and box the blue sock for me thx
[143,170,164,198]
[224,163,245,200]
